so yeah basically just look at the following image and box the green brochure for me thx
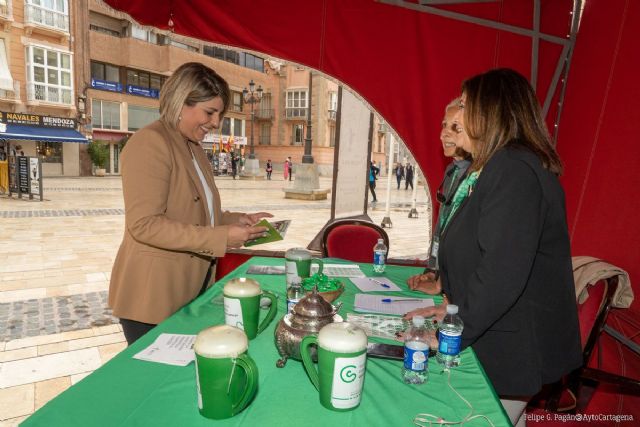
[244,219,291,247]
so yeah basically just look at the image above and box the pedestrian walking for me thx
[395,162,405,189]
[266,159,273,180]
[283,158,289,180]
[369,160,379,202]
[405,164,414,190]
[287,156,293,181]
[231,154,238,179]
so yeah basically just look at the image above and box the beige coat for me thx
[109,120,243,324]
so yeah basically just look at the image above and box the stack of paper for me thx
[133,333,196,366]
[353,294,435,316]
[350,276,401,292]
[311,263,365,278]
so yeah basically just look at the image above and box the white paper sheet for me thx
[353,294,435,315]
[311,263,365,278]
[350,276,402,292]
[133,333,196,366]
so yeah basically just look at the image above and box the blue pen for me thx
[368,278,390,288]
[381,298,423,303]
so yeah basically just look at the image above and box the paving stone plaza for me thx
[0,174,432,424]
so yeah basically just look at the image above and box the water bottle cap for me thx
[412,316,424,326]
[377,238,384,244]
[446,304,459,314]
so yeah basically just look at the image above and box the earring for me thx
[178,115,182,121]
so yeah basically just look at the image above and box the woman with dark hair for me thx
[405,69,581,426]
[109,62,272,345]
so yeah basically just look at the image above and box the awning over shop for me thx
[0,124,88,143]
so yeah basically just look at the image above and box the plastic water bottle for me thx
[402,316,429,384]
[286,283,305,314]
[436,304,464,369]
[373,238,387,274]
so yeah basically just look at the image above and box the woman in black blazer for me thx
[406,69,582,426]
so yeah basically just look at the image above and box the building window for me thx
[91,61,120,83]
[25,0,69,33]
[329,124,336,147]
[26,45,72,105]
[328,92,338,111]
[92,99,120,130]
[0,0,11,18]
[131,24,157,43]
[286,90,308,119]
[233,118,244,137]
[292,124,304,145]
[36,141,62,163]
[126,69,165,90]
[221,117,231,135]
[259,123,271,145]
[231,91,243,112]
[128,105,159,131]
[89,24,121,37]
[239,53,264,72]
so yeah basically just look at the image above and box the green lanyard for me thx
[439,170,480,232]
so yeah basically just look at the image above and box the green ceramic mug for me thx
[224,277,277,340]
[285,247,324,287]
[194,325,258,420]
[300,322,368,411]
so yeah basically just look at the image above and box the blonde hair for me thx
[159,62,230,129]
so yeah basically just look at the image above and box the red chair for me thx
[321,219,389,263]
[529,276,640,414]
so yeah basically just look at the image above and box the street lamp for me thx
[242,80,263,159]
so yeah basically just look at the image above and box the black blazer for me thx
[439,145,582,396]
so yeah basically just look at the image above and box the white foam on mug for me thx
[194,325,248,358]
[318,322,368,354]
[223,277,261,298]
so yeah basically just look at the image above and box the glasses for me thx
[436,167,459,205]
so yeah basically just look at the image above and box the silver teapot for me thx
[275,287,341,367]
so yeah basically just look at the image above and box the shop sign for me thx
[126,85,159,99]
[91,78,123,93]
[0,112,76,129]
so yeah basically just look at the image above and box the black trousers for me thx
[369,181,377,201]
[120,260,215,346]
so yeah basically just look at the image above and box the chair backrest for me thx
[577,277,618,365]
[321,219,390,263]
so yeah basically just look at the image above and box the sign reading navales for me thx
[0,112,76,129]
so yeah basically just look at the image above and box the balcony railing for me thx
[25,4,69,33]
[328,110,336,121]
[255,108,274,120]
[0,1,13,19]
[0,80,20,101]
[27,82,72,105]
[285,107,308,119]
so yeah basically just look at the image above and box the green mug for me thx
[300,322,368,411]
[224,278,278,340]
[285,248,324,287]
[194,325,258,419]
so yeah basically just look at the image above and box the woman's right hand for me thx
[407,272,442,295]
[226,224,268,248]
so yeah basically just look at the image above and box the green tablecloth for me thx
[24,257,510,426]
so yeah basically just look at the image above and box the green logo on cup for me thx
[340,365,357,383]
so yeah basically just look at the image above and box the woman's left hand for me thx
[239,212,274,226]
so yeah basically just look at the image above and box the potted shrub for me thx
[87,140,109,176]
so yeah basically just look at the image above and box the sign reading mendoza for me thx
[91,78,123,93]
[126,85,159,99]
[0,112,76,129]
